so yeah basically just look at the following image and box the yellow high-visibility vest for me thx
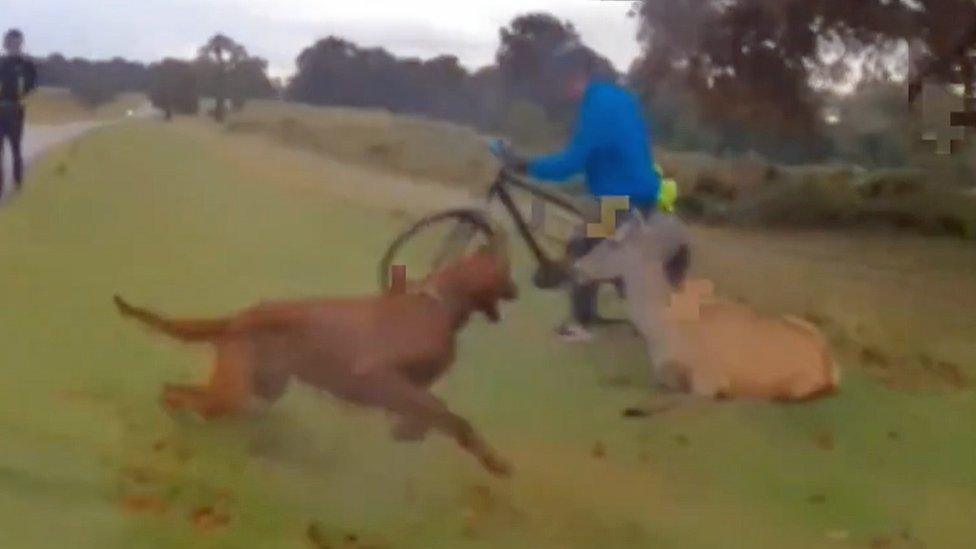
[656,164,678,213]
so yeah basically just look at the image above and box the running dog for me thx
[114,214,518,477]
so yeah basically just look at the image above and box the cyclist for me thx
[0,29,38,196]
[495,44,680,342]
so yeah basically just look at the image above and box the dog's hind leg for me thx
[358,366,512,477]
[162,384,210,413]
[162,342,256,419]
[390,417,430,442]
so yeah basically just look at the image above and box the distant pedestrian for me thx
[0,29,38,195]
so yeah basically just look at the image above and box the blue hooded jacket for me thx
[528,80,660,208]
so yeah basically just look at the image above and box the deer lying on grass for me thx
[574,214,839,403]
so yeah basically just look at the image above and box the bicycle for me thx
[378,166,581,287]
[378,166,638,328]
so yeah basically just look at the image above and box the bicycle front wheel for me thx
[378,208,496,291]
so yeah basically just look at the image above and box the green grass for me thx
[0,121,974,548]
[226,101,499,191]
[24,88,145,125]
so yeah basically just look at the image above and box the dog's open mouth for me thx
[484,302,505,323]
[484,282,518,322]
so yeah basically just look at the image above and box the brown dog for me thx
[114,240,518,477]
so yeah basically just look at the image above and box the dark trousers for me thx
[567,236,602,326]
[0,104,26,193]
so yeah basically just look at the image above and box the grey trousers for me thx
[572,211,692,368]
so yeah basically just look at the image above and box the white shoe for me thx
[556,323,594,343]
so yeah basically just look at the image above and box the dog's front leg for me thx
[390,417,430,442]
[162,384,209,413]
[358,367,512,477]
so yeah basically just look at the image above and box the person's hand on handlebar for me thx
[489,139,529,175]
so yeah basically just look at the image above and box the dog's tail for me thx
[113,295,230,343]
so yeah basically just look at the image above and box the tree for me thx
[38,54,150,102]
[287,37,486,124]
[197,34,249,122]
[825,82,911,167]
[227,57,275,110]
[284,16,613,134]
[496,13,615,121]
[149,59,200,120]
[69,71,117,110]
[633,0,976,139]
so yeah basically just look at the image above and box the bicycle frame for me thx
[486,169,584,271]
[380,169,634,326]
[384,169,589,292]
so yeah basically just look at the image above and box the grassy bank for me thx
[24,87,145,125]
[0,120,973,548]
[225,102,976,239]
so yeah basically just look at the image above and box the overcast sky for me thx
[1,0,642,77]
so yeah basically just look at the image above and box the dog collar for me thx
[419,285,446,306]
[418,284,469,323]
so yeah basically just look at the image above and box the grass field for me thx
[0,119,974,548]
[23,88,145,125]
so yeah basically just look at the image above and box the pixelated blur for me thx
[920,82,966,155]
[1,2,975,548]
[586,196,630,238]
[390,264,407,294]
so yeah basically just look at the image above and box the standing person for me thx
[0,29,38,196]
[495,44,686,343]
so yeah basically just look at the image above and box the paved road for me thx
[0,121,103,203]
[23,122,103,163]
[0,101,158,202]
[0,122,104,203]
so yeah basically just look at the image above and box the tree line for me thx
[35,33,277,119]
[30,2,976,167]
[632,0,976,164]
[286,14,613,132]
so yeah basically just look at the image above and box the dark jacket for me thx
[0,55,38,104]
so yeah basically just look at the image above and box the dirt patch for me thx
[807,493,827,505]
[858,349,969,392]
[121,465,165,486]
[56,388,112,404]
[306,522,332,548]
[591,441,607,459]
[864,528,925,548]
[814,431,835,451]
[120,495,170,516]
[190,506,230,532]
[305,522,392,548]
[459,484,524,540]
[798,312,969,394]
